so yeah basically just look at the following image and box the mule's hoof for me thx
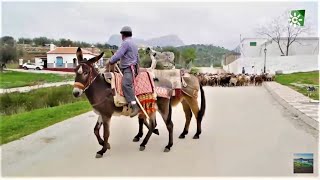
[133,137,140,142]
[139,146,145,151]
[179,134,185,139]
[193,135,200,139]
[106,143,111,149]
[95,153,103,158]
[164,148,170,152]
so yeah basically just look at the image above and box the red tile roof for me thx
[47,47,97,55]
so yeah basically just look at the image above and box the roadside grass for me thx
[0,101,92,145]
[0,85,86,115]
[275,71,319,100]
[0,70,74,89]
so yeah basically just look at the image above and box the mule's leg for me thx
[139,113,156,151]
[185,96,202,139]
[133,116,144,142]
[94,116,104,146]
[158,98,174,152]
[96,116,111,158]
[179,100,192,139]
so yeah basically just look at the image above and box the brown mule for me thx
[105,63,206,141]
[72,48,174,158]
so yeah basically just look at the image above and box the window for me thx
[250,42,257,46]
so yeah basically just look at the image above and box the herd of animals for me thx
[194,72,276,87]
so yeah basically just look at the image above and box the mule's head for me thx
[73,47,104,97]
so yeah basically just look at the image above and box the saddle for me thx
[150,69,194,97]
[103,71,171,114]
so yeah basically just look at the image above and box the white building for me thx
[234,37,319,57]
[223,37,319,74]
[46,47,99,70]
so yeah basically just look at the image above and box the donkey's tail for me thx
[198,82,206,121]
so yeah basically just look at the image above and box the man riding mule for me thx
[72,27,206,158]
[109,26,140,117]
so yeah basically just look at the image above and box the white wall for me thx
[35,58,43,66]
[223,55,319,74]
[240,38,267,57]
[240,38,319,58]
[47,54,95,68]
[261,39,319,56]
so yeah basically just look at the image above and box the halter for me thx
[74,64,99,92]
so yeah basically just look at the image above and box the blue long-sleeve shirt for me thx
[110,37,139,69]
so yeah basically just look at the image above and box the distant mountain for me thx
[107,34,184,47]
[145,35,184,47]
[107,35,123,47]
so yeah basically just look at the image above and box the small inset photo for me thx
[294,153,314,174]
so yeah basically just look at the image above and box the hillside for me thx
[177,44,230,67]
[107,34,184,47]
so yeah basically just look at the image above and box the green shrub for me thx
[190,67,200,74]
[0,85,87,115]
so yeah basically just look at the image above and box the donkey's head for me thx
[73,47,104,97]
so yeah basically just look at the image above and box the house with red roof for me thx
[46,46,100,71]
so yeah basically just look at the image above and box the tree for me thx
[0,36,17,71]
[33,37,51,46]
[1,36,15,46]
[95,43,104,49]
[59,38,73,47]
[256,11,310,56]
[18,37,32,44]
[181,48,196,68]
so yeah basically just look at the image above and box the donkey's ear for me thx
[87,52,104,64]
[76,47,84,62]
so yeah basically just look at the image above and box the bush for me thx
[0,85,87,115]
[190,67,200,75]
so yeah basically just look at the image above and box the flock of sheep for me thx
[195,73,276,87]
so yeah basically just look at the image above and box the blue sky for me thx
[2,1,318,49]
[294,153,314,159]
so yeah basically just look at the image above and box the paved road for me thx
[1,86,318,177]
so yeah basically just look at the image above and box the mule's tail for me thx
[198,82,206,121]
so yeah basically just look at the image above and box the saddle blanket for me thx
[114,71,154,96]
[103,72,171,107]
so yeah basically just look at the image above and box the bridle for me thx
[74,63,99,92]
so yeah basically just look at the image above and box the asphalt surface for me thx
[1,86,318,177]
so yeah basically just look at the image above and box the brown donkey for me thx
[105,63,206,141]
[72,48,174,158]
